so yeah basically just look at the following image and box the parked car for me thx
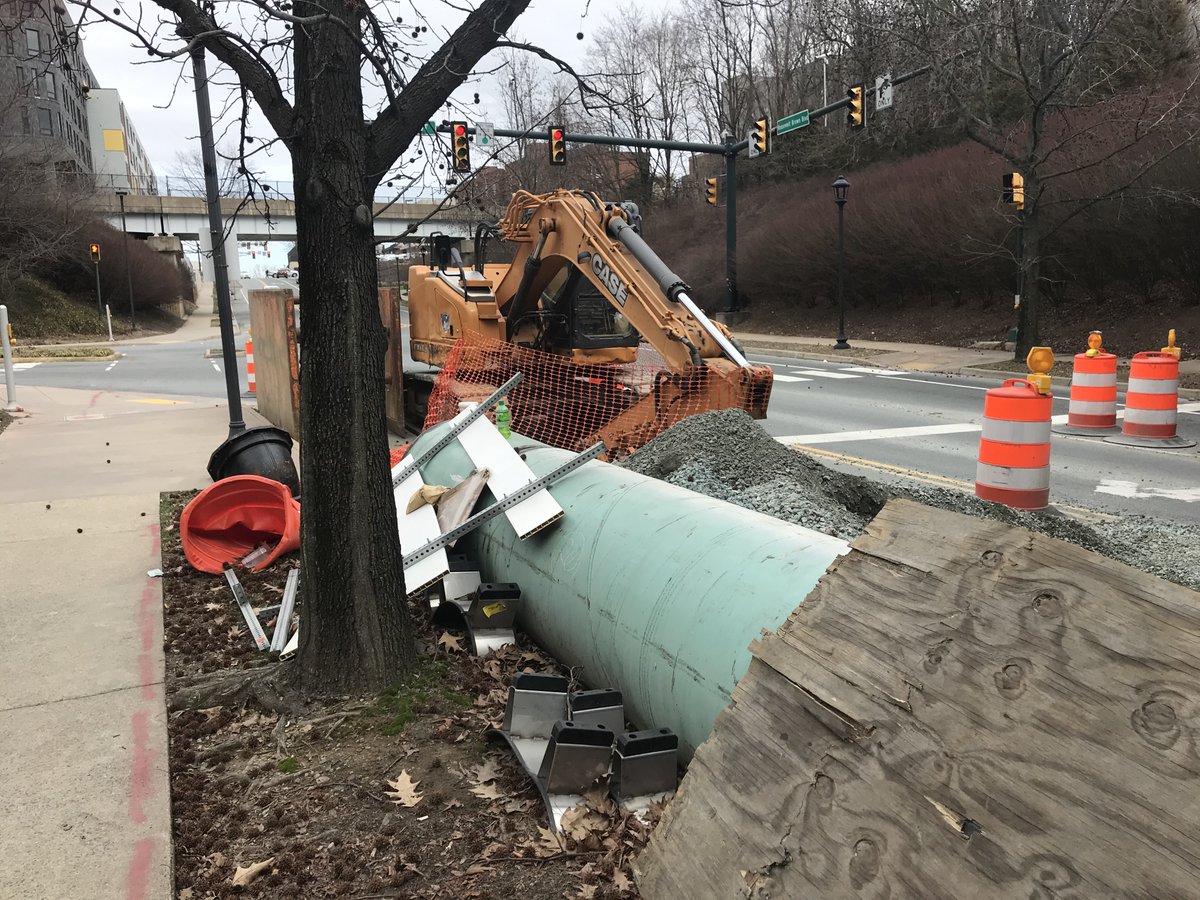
[288,269,299,280]
[272,268,291,279]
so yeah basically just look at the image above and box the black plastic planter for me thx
[207,426,300,498]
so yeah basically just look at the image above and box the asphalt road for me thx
[15,294,1198,521]
[12,277,293,398]
[746,349,1200,521]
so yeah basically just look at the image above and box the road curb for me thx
[12,352,118,363]
[736,341,886,362]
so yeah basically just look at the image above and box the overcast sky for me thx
[75,0,676,186]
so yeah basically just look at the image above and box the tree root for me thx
[168,666,304,715]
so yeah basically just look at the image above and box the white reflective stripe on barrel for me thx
[1071,372,1118,387]
[1128,377,1178,395]
[1068,399,1115,415]
[1125,408,1177,425]
[975,462,1050,490]
[980,418,1052,444]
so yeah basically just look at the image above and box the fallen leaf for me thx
[204,602,223,611]
[385,770,423,808]
[199,707,223,721]
[469,781,503,800]
[438,631,464,653]
[532,826,562,857]
[463,863,493,875]
[179,890,194,900]
[443,798,464,810]
[614,870,634,893]
[471,758,503,784]
[206,851,226,869]
[571,886,598,900]
[231,857,274,886]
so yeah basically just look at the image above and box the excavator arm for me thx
[494,190,751,370]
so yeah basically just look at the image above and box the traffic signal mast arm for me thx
[492,190,750,370]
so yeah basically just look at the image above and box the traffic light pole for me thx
[724,137,738,322]
[92,260,102,317]
[190,45,245,437]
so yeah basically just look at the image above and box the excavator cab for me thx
[527,261,640,355]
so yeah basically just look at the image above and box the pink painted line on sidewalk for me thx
[127,521,165,899]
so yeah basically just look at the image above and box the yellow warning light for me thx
[1085,330,1103,357]
[1162,328,1181,360]
[1026,345,1054,394]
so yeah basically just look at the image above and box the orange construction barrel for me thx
[975,378,1052,511]
[1105,351,1195,448]
[1052,351,1118,436]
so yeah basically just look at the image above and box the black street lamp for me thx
[115,189,136,330]
[832,175,850,350]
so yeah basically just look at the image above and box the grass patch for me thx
[370,659,464,736]
[1,278,131,342]
[15,346,115,360]
[277,756,300,774]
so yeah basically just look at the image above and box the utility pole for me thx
[723,133,738,323]
[191,44,245,437]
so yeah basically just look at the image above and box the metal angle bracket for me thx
[390,372,523,488]
[270,568,299,652]
[402,442,604,567]
[609,727,679,816]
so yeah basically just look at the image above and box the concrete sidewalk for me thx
[0,384,274,899]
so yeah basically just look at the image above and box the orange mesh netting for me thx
[422,332,770,459]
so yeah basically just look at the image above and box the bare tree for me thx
[168,147,242,197]
[874,0,1200,354]
[67,0,562,696]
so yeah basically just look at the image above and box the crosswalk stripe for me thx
[771,374,812,383]
[842,366,907,376]
[13,362,40,370]
[790,369,861,380]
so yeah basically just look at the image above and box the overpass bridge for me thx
[92,192,471,281]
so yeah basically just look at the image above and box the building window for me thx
[37,107,52,136]
[58,110,63,135]
[5,32,14,56]
[44,72,54,97]
[20,107,30,134]
[25,29,41,56]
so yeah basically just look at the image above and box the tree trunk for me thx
[290,1,416,693]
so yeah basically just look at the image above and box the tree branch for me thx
[365,0,533,186]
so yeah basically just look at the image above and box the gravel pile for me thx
[620,409,1200,591]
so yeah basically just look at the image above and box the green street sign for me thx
[421,121,436,135]
[777,110,810,135]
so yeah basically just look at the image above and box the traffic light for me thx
[847,85,864,128]
[1003,172,1025,210]
[450,121,470,173]
[549,125,566,165]
[751,117,770,157]
[705,177,718,206]
[89,242,100,262]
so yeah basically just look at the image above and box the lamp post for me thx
[115,189,136,330]
[832,175,850,350]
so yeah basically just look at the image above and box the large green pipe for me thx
[411,424,847,759]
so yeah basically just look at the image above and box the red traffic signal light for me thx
[450,121,470,173]
[89,242,100,262]
[549,125,566,165]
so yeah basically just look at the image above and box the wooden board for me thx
[456,417,563,539]
[246,288,299,438]
[635,498,1200,899]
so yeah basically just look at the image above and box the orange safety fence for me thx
[423,332,769,459]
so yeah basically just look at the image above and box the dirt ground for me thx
[160,491,649,900]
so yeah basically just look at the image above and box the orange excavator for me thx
[406,189,773,454]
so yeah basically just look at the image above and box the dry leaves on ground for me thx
[385,770,423,808]
[230,856,274,886]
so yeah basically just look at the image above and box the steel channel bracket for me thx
[390,372,523,489]
[224,568,269,650]
[402,442,604,568]
[536,721,616,828]
[270,568,299,652]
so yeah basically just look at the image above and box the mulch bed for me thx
[159,490,651,899]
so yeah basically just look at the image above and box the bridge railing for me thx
[89,172,447,204]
